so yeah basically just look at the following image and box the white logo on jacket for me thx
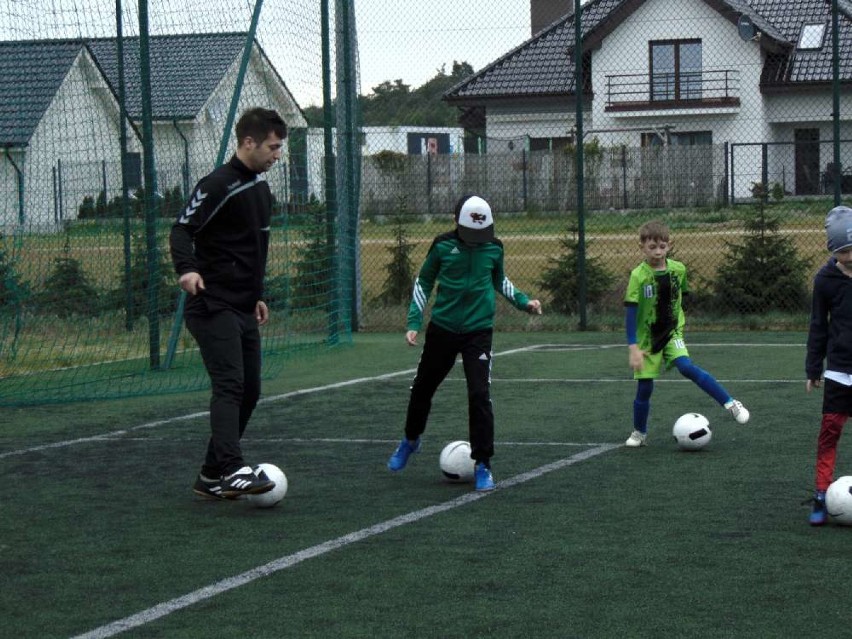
[178,190,208,224]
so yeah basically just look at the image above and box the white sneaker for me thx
[624,430,647,447]
[725,399,750,424]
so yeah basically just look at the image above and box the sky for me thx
[0,0,590,106]
[355,1,531,94]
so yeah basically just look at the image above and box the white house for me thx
[87,33,307,203]
[0,40,141,232]
[0,33,307,231]
[444,0,852,204]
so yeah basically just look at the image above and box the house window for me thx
[530,137,573,152]
[798,23,826,50]
[641,131,712,147]
[650,40,702,102]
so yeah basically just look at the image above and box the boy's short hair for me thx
[639,219,670,243]
[235,108,287,146]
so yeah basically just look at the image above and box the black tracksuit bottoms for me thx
[405,322,494,464]
[186,306,261,477]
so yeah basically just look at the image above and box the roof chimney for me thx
[530,0,569,36]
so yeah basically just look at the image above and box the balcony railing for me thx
[605,69,740,111]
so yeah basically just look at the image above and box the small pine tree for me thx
[713,199,809,313]
[538,225,615,315]
[104,233,175,323]
[290,210,332,310]
[78,195,96,219]
[374,208,415,305]
[0,238,29,315]
[34,232,99,317]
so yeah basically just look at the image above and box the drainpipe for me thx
[4,147,24,229]
[4,145,25,354]
[172,119,190,198]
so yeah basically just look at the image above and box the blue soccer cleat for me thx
[387,437,421,472]
[474,462,495,492]
[810,490,827,526]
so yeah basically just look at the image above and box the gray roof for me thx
[444,0,627,102]
[0,40,85,146]
[445,0,852,103]
[754,0,852,86]
[86,32,249,120]
[0,32,251,146]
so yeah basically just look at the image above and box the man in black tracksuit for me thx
[169,107,286,499]
[386,194,542,491]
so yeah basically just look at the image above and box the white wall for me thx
[1,50,142,232]
[152,47,308,203]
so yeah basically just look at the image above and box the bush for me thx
[538,225,615,315]
[34,254,100,318]
[373,207,416,305]
[102,232,176,323]
[712,204,810,313]
[0,239,29,314]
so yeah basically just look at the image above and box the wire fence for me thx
[1,0,849,403]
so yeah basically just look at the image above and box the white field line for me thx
[1,341,801,460]
[99,436,611,447]
[0,346,540,461]
[69,443,619,639]
[485,378,802,384]
[526,342,804,351]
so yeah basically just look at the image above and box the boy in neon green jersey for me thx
[623,220,750,447]
[387,194,542,490]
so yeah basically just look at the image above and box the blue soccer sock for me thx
[633,379,653,433]
[673,357,731,406]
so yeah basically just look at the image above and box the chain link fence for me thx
[355,0,849,334]
[1,0,849,403]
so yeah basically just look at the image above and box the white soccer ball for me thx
[826,476,852,524]
[248,463,288,508]
[439,440,475,482]
[672,413,712,451]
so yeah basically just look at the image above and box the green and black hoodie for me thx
[407,230,531,333]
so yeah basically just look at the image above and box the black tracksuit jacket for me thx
[806,257,852,380]
[169,155,272,314]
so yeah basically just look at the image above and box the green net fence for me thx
[352,0,850,334]
[2,0,850,405]
[0,0,357,405]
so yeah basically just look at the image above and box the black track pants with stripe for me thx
[404,322,494,463]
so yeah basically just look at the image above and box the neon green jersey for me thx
[407,231,531,333]
[624,259,689,353]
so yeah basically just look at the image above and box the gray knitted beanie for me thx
[825,206,852,252]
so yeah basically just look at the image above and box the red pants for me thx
[815,413,848,491]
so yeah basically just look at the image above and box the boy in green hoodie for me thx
[387,194,541,491]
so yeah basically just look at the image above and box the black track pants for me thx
[405,323,494,463]
[186,307,261,477]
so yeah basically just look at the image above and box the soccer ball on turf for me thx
[826,476,852,524]
[248,463,288,508]
[439,441,475,482]
[672,413,712,451]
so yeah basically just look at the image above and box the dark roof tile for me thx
[0,32,249,145]
[0,40,82,146]
[445,0,852,102]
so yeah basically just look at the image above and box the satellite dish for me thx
[737,15,757,41]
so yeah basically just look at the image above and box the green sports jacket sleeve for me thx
[406,232,531,333]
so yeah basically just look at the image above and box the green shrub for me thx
[373,207,416,305]
[538,225,615,315]
[712,204,810,313]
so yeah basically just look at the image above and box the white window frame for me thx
[798,23,826,50]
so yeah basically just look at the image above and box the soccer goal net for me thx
[0,0,359,405]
